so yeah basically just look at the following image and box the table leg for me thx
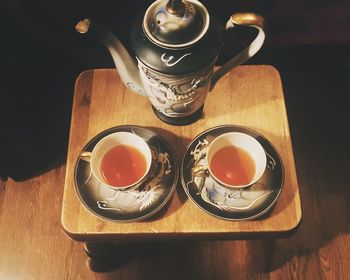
[84,242,124,272]
[84,242,116,258]
[84,241,142,272]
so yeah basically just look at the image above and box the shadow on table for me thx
[245,50,350,273]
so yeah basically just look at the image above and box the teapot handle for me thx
[210,13,266,90]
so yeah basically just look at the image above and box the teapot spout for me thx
[75,19,145,96]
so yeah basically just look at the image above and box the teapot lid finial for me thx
[166,0,186,16]
[143,0,209,49]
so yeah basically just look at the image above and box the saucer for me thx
[181,125,284,221]
[74,125,178,222]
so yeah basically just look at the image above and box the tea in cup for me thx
[193,132,266,188]
[89,132,152,190]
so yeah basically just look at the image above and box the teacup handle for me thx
[210,13,266,90]
[80,151,92,162]
[191,165,209,178]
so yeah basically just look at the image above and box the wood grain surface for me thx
[0,65,349,279]
[61,66,301,240]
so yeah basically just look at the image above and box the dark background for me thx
[1,0,349,180]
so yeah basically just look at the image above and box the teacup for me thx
[192,132,266,189]
[86,131,152,190]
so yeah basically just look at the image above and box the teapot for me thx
[76,0,265,125]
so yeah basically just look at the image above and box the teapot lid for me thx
[143,0,209,48]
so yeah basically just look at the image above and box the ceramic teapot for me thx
[76,0,265,125]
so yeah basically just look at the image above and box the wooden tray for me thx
[61,65,301,241]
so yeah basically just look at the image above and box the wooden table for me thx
[61,66,301,256]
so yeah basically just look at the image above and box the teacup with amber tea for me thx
[192,132,266,189]
[89,131,152,190]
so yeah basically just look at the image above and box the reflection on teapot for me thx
[75,0,265,125]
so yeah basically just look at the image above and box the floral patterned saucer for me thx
[181,125,284,221]
[74,125,178,222]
